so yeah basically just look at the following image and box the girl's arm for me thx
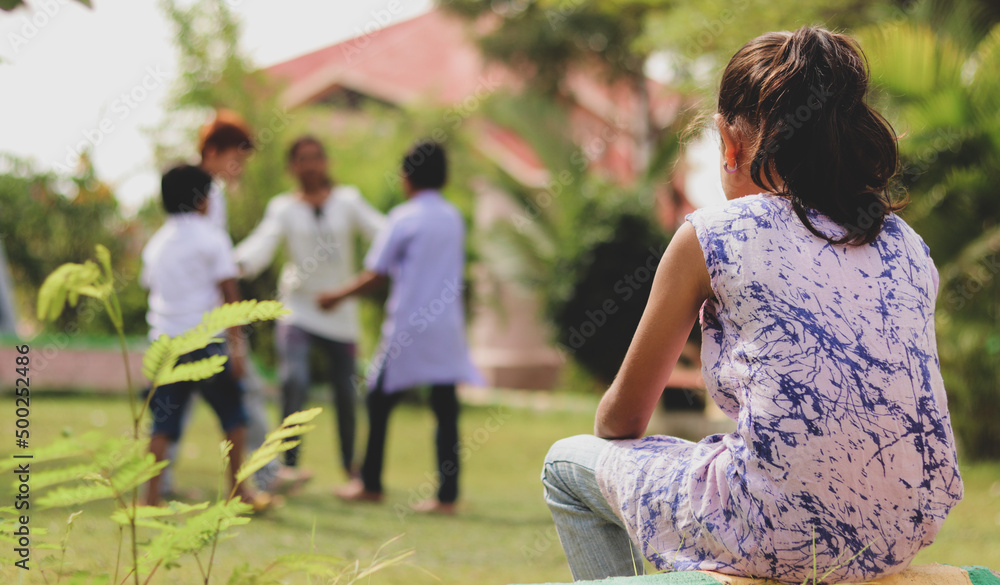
[594,221,712,440]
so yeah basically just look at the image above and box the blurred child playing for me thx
[141,164,265,508]
[320,141,483,514]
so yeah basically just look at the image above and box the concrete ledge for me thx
[514,564,1000,585]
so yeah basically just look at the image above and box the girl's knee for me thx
[543,434,610,480]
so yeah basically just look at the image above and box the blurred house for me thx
[266,8,697,390]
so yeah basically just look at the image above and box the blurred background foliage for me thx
[3,0,1000,458]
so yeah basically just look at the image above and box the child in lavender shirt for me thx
[319,141,482,514]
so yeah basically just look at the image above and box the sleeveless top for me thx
[595,194,963,583]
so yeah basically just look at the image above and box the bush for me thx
[551,210,669,384]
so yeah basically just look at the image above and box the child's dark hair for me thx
[401,140,447,190]
[288,135,326,162]
[161,164,213,214]
[198,109,255,158]
[718,26,903,245]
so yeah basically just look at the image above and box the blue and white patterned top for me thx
[596,194,963,583]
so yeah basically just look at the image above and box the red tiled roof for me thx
[473,119,548,187]
[268,10,510,108]
[265,8,684,188]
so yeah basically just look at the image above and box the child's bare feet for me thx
[333,479,383,503]
[269,465,313,496]
[410,499,456,515]
[233,488,276,512]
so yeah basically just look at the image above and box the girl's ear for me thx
[714,113,741,165]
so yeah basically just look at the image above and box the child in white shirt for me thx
[142,164,262,508]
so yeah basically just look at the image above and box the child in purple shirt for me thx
[319,141,482,514]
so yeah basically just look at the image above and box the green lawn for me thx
[1,392,997,584]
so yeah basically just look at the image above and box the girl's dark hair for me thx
[718,26,903,245]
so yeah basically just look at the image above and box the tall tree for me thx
[0,0,88,11]
[442,0,905,178]
[153,0,294,364]
[443,0,663,176]
[0,153,147,335]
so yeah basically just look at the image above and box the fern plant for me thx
[0,245,412,584]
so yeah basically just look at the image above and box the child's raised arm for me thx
[316,270,388,311]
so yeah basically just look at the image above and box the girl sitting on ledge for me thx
[542,26,964,583]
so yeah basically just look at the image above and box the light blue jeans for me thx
[542,434,645,581]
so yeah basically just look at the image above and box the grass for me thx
[1,391,594,585]
[1,391,998,584]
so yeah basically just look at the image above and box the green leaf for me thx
[66,261,103,308]
[107,452,169,495]
[280,407,323,427]
[36,264,77,321]
[0,431,106,471]
[95,243,113,280]
[187,300,289,340]
[35,256,109,322]
[860,22,967,98]
[236,440,301,486]
[220,439,233,461]
[110,501,210,528]
[139,498,252,574]
[142,334,173,382]
[236,407,323,486]
[155,353,228,386]
[29,463,99,491]
[260,424,316,444]
[37,483,115,509]
[142,300,288,385]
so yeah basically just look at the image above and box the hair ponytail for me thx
[718,26,903,245]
